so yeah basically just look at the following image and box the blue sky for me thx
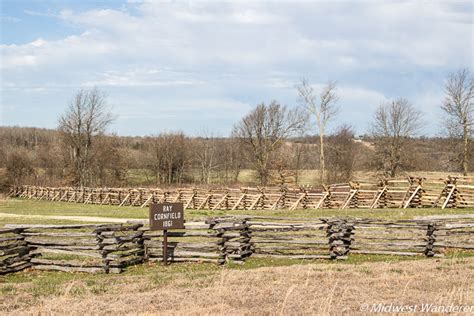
[1,0,472,137]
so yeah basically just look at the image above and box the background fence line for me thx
[10,175,474,210]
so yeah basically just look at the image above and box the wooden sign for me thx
[149,202,185,266]
[149,202,185,230]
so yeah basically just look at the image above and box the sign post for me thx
[163,229,168,265]
[149,202,185,266]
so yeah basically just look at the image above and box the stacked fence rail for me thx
[2,223,144,274]
[0,228,33,274]
[1,216,473,275]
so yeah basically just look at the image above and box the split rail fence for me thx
[10,175,474,210]
[1,223,144,274]
[2,216,473,275]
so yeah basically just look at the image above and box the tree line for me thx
[0,68,472,189]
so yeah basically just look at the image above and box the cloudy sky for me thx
[1,0,472,136]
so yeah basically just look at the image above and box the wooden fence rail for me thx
[246,218,352,260]
[1,216,473,275]
[350,219,438,256]
[143,218,252,264]
[2,224,144,274]
[10,175,474,210]
[0,228,33,274]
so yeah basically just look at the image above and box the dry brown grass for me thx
[1,256,473,315]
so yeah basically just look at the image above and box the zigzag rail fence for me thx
[1,216,473,275]
[9,175,474,210]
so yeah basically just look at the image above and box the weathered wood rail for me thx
[247,218,352,259]
[2,216,473,275]
[0,228,33,274]
[351,219,440,256]
[10,175,474,210]
[143,218,252,264]
[2,223,144,274]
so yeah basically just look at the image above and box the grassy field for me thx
[1,254,473,313]
[1,198,473,314]
[1,199,474,226]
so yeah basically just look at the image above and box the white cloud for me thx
[1,1,472,135]
[231,9,286,24]
[1,55,37,67]
[338,86,388,106]
[4,2,471,70]
[0,15,20,22]
[81,68,205,87]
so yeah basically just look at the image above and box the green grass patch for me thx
[0,217,96,227]
[2,199,474,224]
[0,199,147,219]
[0,284,16,295]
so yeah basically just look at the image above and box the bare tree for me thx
[326,124,357,183]
[371,98,421,177]
[297,79,338,184]
[58,87,114,187]
[233,101,306,185]
[5,148,35,186]
[147,132,188,185]
[194,133,219,185]
[92,135,129,186]
[291,142,305,185]
[441,68,474,175]
[217,138,243,184]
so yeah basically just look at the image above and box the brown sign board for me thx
[149,202,185,230]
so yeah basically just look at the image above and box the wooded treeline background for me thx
[1,68,472,190]
[0,126,469,191]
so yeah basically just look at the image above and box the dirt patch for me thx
[1,257,473,314]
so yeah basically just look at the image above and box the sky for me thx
[0,0,472,137]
